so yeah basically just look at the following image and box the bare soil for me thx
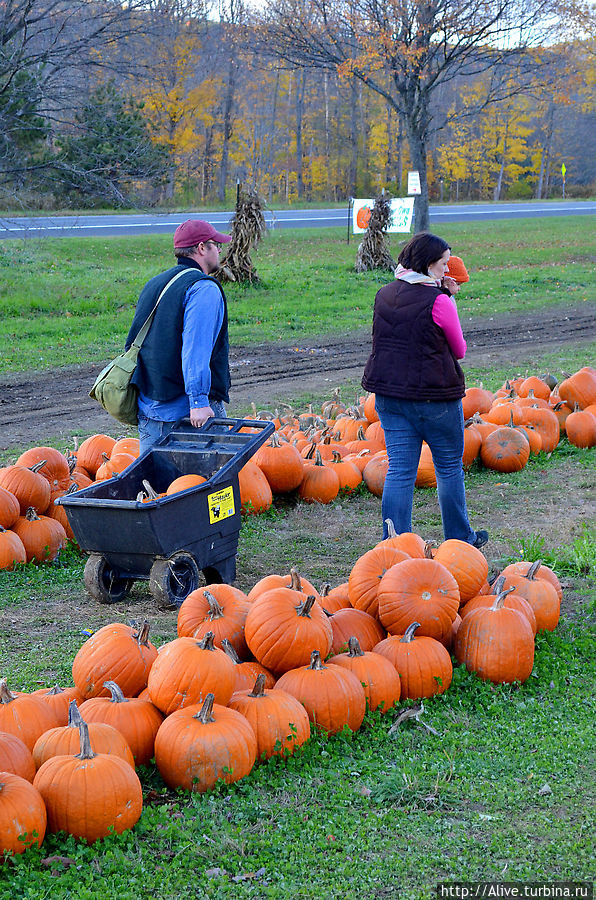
[1,302,594,454]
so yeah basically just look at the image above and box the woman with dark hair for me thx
[362,231,487,547]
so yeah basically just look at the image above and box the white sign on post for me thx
[352,198,414,234]
[407,171,421,195]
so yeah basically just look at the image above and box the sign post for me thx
[561,163,566,200]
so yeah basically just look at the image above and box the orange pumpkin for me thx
[228,674,311,760]
[274,651,366,735]
[0,773,46,857]
[34,720,142,842]
[377,558,460,642]
[154,693,257,792]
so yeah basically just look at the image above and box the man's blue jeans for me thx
[374,394,476,543]
[138,400,227,456]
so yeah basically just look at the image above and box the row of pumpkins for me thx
[240,364,596,506]
[1,531,562,856]
[0,366,594,568]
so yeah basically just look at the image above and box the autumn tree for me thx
[259,0,566,231]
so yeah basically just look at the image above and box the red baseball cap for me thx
[173,219,231,248]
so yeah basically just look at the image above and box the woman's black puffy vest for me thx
[362,279,465,401]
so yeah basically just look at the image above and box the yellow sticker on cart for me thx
[207,486,235,524]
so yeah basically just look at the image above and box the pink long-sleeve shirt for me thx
[431,293,467,359]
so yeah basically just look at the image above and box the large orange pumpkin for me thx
[348,545,410,617]
[377,558,460,642]
[154,693,257,792]
[433,539,489,604]
[147,632,236,715]
[454,590,535,684]
[0,773,46,858]
[72,620,158,699]
[228,674,311,760]
[245,590,332,674]
[34,721,143,843]
[274,651,366,735]
[374,624,453,700]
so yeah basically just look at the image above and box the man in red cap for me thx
[125,219,232,453]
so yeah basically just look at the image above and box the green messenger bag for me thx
[89,269,191,426]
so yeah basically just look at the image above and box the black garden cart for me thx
[56,417,273,609]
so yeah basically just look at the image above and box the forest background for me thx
[1,0,595,216]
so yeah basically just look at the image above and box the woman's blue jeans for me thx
[138,400,227,456]
[375,394,476,543]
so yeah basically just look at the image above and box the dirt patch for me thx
[0,302,594,454]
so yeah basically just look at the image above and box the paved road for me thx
[1,201,595,239]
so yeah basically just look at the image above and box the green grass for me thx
[1,216,595,375]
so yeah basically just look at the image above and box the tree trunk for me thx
[295,70,306,199]
[397,117,404,193]
[385,103,393,186]
[218,52,237,203]
[406,122,429,233]
[266,69,280,203]
[536,103,554,200]
[358,82,369,194]
[493,161,505,201]
[348,78,358,196]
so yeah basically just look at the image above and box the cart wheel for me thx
[149,552,201,611]
[84,554,134,605]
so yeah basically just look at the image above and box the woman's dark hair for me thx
[397,232,450,275]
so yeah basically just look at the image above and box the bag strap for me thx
[131,268,197,349]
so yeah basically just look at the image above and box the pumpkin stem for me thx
[68,699,85,727]
[526,560,542,581]
[490,588,516,610]
[296,595,317,618]
[133,620,152,647]
[203,590,225,619]
[197,631,216,651]
[194,693,215,724]
[220,638,241,664]
[103,681,128,703]
[289,568,303,592]
[400,622,422,643]
[308,650,325,670]
[76,721,96,760]
[313,449,325,466]
[0,678,16,705]
[249,673,267,698]
[384,518,398,538]
[330,450,343,463]
[25,507,41,522]
[304,442,316,460]
[347,636,365,658]
[424,542,435,559]
[319,583,331,597]
[30,460,48,474]
[492,575,507,594]
[46,685,65,696]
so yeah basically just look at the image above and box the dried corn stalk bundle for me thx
[355,194,395,273]
[218,188,267,284]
